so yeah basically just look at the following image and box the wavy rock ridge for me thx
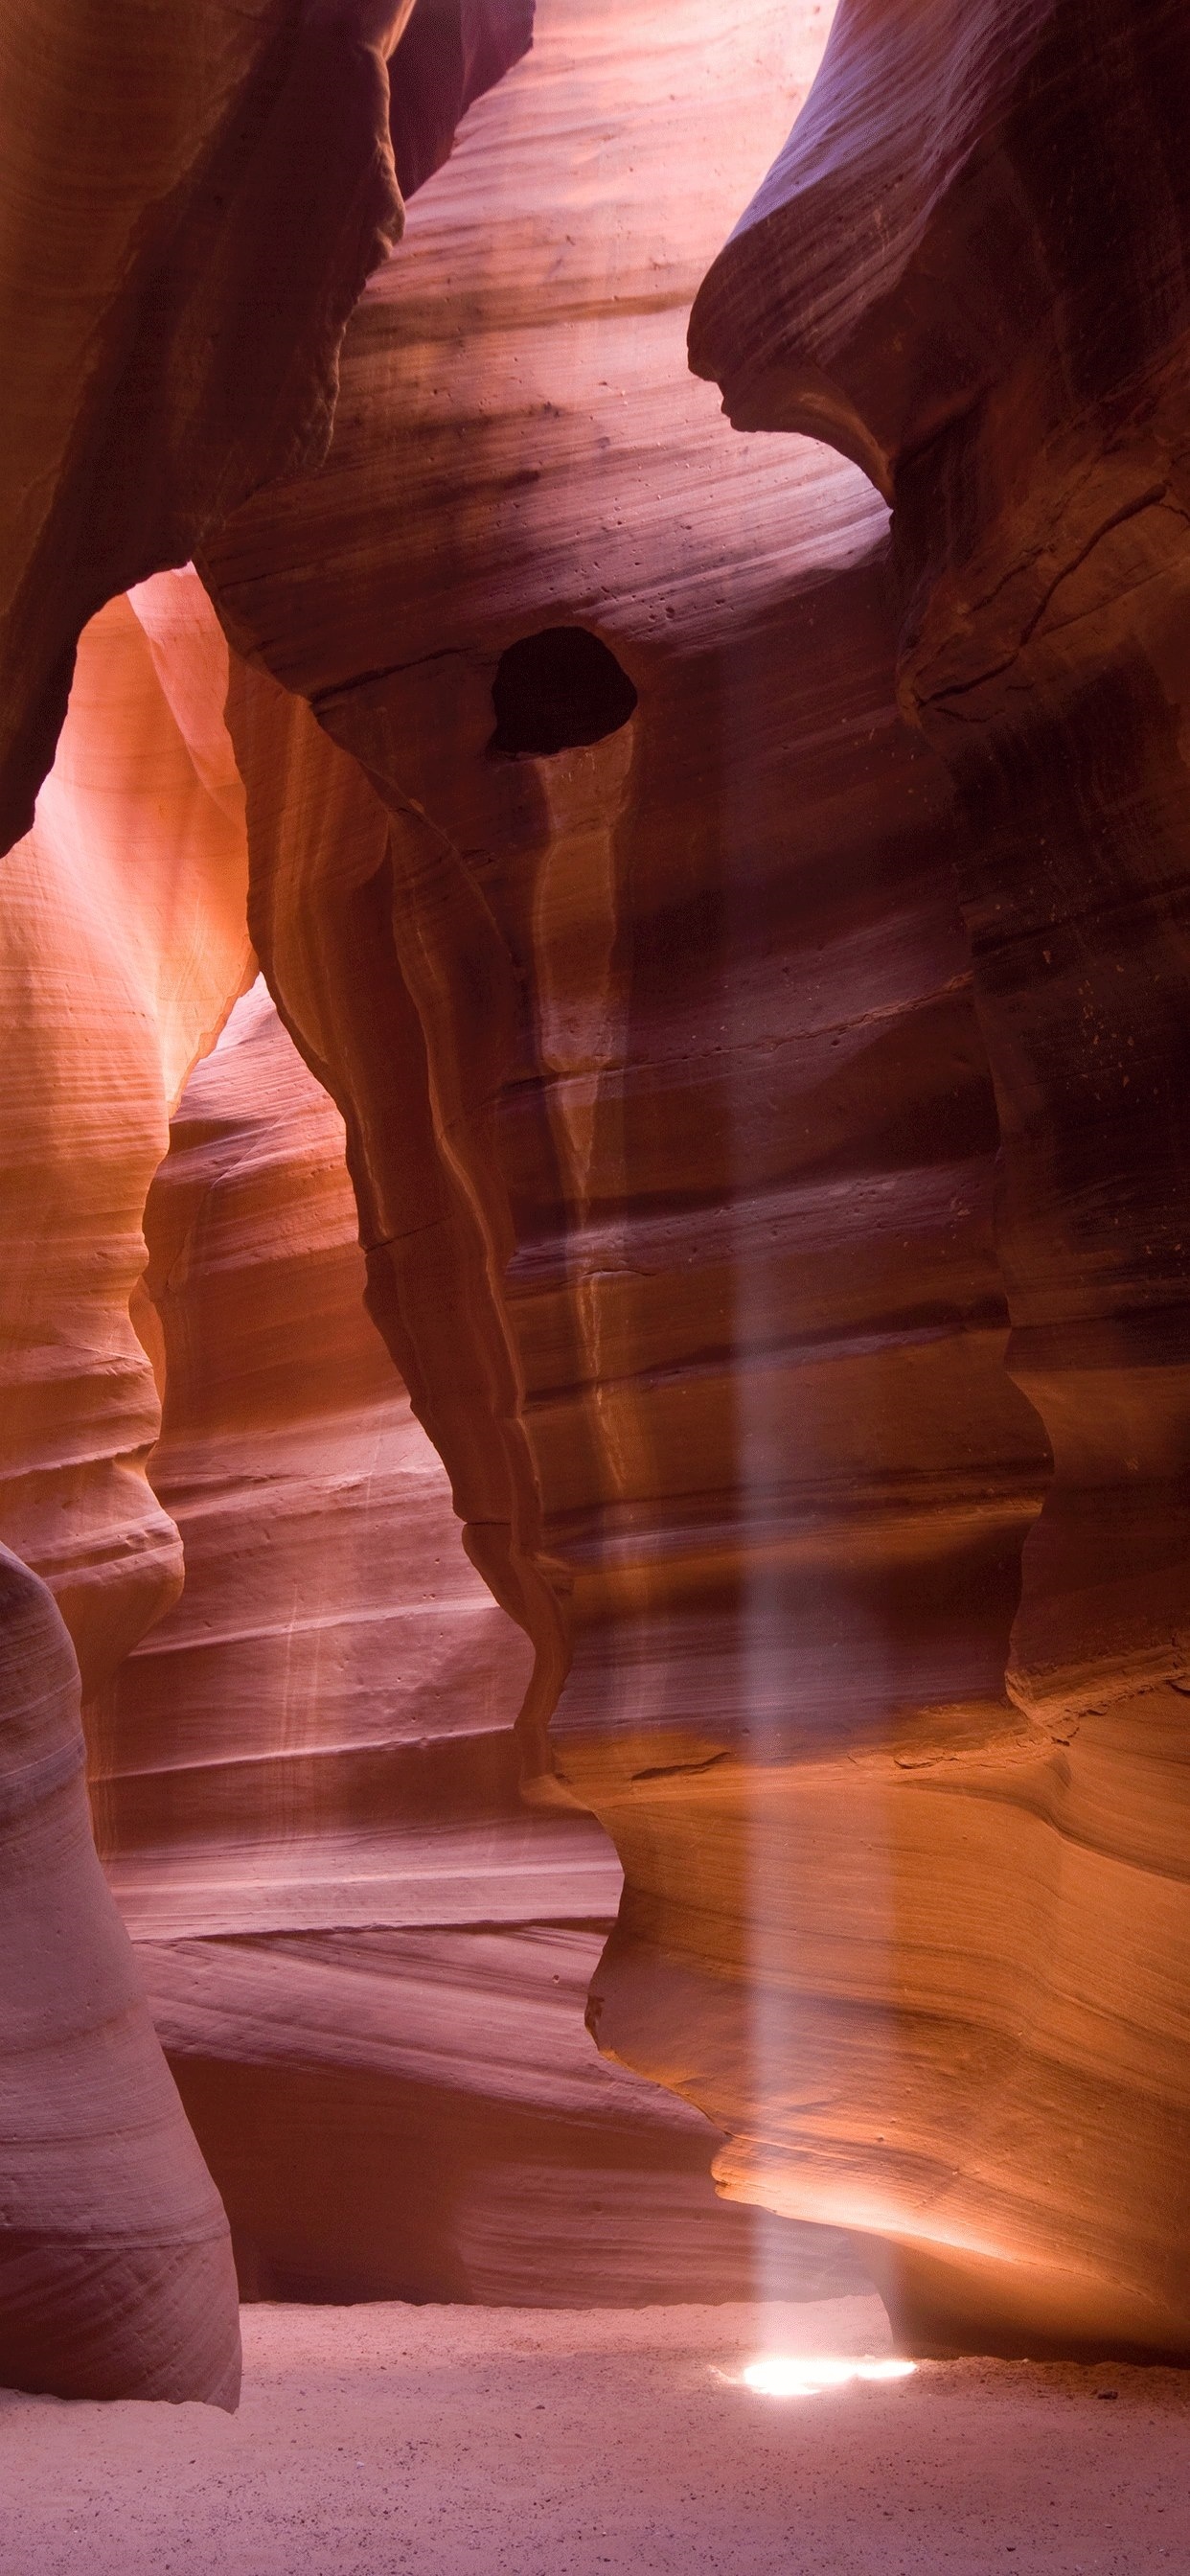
[202,0,1190,2358]
[94,980,862,2308]
[0,568,252,2401]
[3,0,1190,2397]
[0,2,538,2400]
[691,0,1190,2350]
[0,571,253,1703]
[0,1546,240,2405]
[198,0,1171,2357]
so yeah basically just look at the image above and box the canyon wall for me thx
[0,570,250,2402]
[0,0,538,2400]
[685,0,1190,2353]
[3,0,1188,2389]
[0,570,252,1700]
[0,0,402,859]
[0,1543,240,2405]
[200,0,1183,2355]
[0,0,532,859]
[94,980,860,2306]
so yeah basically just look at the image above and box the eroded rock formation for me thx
[0,1545,240,2405]
[690,0,1190,2350]
[0,569,250,2403]
[0,2,399,858]
[93,978,861,2306]
[3,0,1188,2390]
[0,0,533,858]
[389,0,535,197]
[0,569,252,1699]
[201,0,1189,2356]
[0,0,538,2400]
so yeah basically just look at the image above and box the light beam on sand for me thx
[737,2355,916,2399]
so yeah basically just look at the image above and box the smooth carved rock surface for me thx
[0,569,252,1701]
[0,0,534,860]
[0,1545,240,2406]
[0,569,249,2404]
[691,0,1190,2351]
[3,0,1182,2378]
[198,0,1107,2351]
[389,0,535,199]
[94,979,862,2307]
[0,0,412,860]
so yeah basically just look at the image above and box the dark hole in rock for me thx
[490,627,638,759]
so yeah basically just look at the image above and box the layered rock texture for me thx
[0,0,398,858]
[689,0,1190,2352]
[199,0,1190,2362]
[93,979,860,2307]
[196,0,1090,2349]
[0,1545,240,2405]
[0,568,252,1700]
[0,0,533,857]
[388,0,535,198]
[3,0,1190,2398]
[0,0,541,2399]
[0,570,250,2402]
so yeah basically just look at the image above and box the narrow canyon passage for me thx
[2,0,1190,2562]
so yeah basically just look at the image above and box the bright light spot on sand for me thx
[739,2355,916,2399]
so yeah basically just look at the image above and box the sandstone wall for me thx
[0,0,534,859]
[0,570,251,2402]
[202,0,1161,2357]
[0,0,539,2400]
[0,1543,240,2404]
[0,570,252,1702]
[94,978,861,2307]
[689,0,1190,2352]
[4,0,1188,2382]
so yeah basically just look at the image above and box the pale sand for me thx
[2,2296,1188,2574]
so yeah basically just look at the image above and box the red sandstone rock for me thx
[205,0,1145,2354]
[0,1544,240,2405]
[0,571,252,1699]
[389,0,535,198]
[0,570,250,2404]
[690,0,1190,2352]
[3,0,1186,2378]
[0,2,416,860]
[0,0,536,860]
[93,979,862,2306]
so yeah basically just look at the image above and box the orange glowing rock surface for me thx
[92,978,861,2308]
[0,571,252,1699]
[0,0,542,2401]
[202,0,1190,2358]
[690,0,1190,2354]
[0,571,250,2404]
[3,0,1190,2399]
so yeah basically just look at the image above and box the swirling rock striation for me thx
[0,569,252,1700]
[0,0,413,859]
[201,0,1072,2347]
[0,569,250,2403]
[94,978,862,2306]
[0,1545,240,2405]
[0,0,534,858]
[691,0,1190,2351]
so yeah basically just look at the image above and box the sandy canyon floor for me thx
[3,2296,1188,2574]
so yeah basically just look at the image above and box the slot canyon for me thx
[2,0,1190,2568]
